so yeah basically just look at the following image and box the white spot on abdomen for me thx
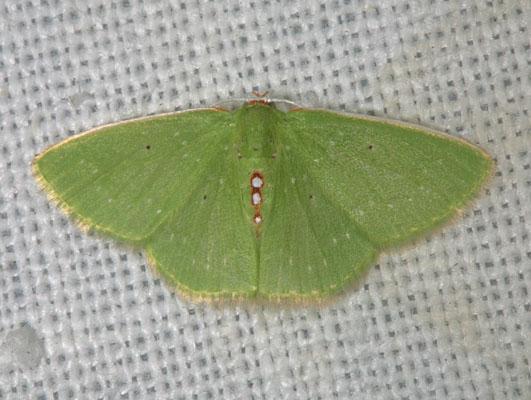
[250,171,265,227]
[252,176,264,188]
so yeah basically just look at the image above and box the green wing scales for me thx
[34,109,257,298]
[256,108,492,299]
[281,110,493,246]
[34,102,493,301]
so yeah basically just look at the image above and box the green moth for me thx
[33,98,493,301]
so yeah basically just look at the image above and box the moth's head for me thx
[213,96,300,113]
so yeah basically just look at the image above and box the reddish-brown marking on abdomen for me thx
[250,171,265,227]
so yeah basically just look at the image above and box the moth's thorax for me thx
[232,103,282,159]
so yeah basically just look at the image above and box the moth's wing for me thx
[34,110,258,298]
[283,110,493,245]
[258,151,378,300]
[258,110,493,299]
[34,110,230,240]
[146,148,259,299]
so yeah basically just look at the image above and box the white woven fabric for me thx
[0,1,529,398]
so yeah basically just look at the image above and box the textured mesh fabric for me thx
[0,1,529,398]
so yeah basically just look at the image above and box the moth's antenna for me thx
[251,91,270,98]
